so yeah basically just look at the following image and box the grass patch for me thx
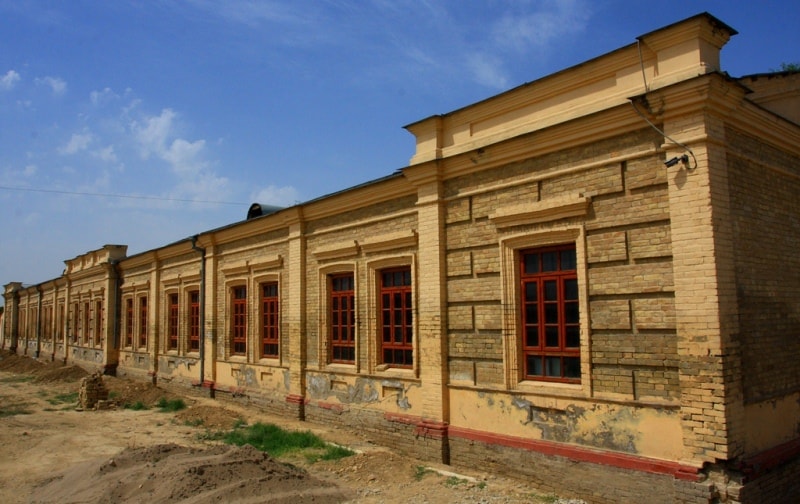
[223,422,354,461]
[46,392,78,405]
[0,405,33,417]
[156,397,187,413]
[444,476,468,487]
[414,465,434,481]
[124,401,148,410]
[184,418,204,427]
[0,375,35,383]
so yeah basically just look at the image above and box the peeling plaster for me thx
[306,374,415,410]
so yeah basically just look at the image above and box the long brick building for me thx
[3,13,799,503]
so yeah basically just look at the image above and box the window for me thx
[94,300,103,347]
[71,303,79,342]
[168,293,179,350]
[260,283,279,358]
[329,274,355,363]
[379,267,413,367]
[125,298,133,347]
[138,297,148,349]
[231,286,247,356]
[520,244,580,383]
[57,304,64,342]
[189,290,200,352]
[83,301,90,344]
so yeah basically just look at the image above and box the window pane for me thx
[545,303,558,324]
[566,326,580,347]
[525,304,538,324]
[565,302,579,324]
[564,278,578,300]
[525,281,537,301]
[545,326,559,347]
[527,355,543,376]
[526,326,539,347]
[564,357,580,378]
[524,253,539,274]
[561,249,577,270]
[542,252,558,271]
[545,357,561,377]
[544,280,557,301]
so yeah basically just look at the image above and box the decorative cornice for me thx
[359,230,418,254]
[312,242,359,261]
[491,194,591,228]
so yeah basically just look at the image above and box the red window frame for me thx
[71,302,79,343]
[260,283,279,358]
[125,298,133,347]
[329,274,355,363]
[82,301,90,344]
[231,286,247,356]
[379,267,413,368]
[94,300,103,347]
[188,290,200,351]
[168,293,179,350]
[520,244,581,383]
[138,297,148,349]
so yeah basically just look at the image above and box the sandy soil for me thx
[0,351,575,503]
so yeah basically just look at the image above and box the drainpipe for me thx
[35,286,43,359]
[191,235,209,396]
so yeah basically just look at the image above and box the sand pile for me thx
[30,443,352,504]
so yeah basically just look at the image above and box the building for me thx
[4,13,799,503]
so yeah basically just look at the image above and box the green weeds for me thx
[222,422,354,462]
[156,397,187,412]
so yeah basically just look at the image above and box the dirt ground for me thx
[0,351,579,503]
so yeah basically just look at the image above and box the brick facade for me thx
[4,13,800,503]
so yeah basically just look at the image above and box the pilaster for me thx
[660,76,745,465]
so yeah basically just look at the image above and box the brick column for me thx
[663,84,744,466]
[3,282,22,352]
[285,214,307,419]
[407,163,450,463]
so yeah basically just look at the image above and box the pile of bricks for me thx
[79,371,110,410]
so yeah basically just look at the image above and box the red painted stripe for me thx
[739,437,800,482]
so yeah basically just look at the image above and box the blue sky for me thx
[1,0,797,297]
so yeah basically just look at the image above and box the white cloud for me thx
[59,131,93,155]
[35,76,67,95]
[1,70,21,91]
[163,138,207,175]
[131,108,230,202]
[491,0,590,52]
[90,87,119,106]
[466,53,509,90]
[251,185,300,207]
[23,164,37,177]
[92,145,118,164]
[133,108,176,159]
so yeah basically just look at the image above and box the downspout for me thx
[35,286,43,359]
[191,235,209,396]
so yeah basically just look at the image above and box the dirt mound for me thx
[103,375,183,408]
[30,443,352,504]
[0,351,47,373]
[175,404,244,430]
[34,365,89,383]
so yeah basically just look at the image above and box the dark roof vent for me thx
[247,203,283,220]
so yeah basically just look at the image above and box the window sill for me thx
[514,379,586,398]
[374,365,417,380]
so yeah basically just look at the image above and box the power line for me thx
[0,184,248,206]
